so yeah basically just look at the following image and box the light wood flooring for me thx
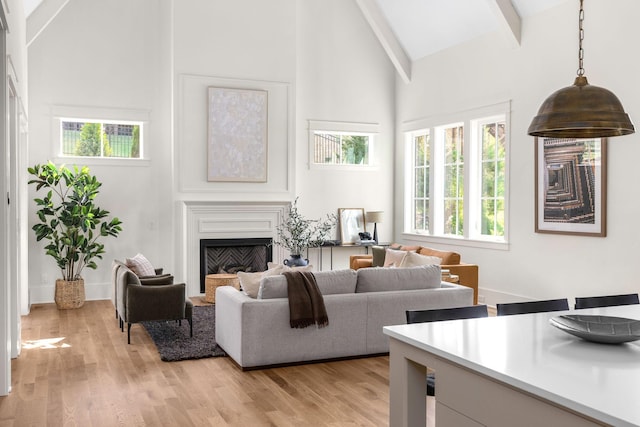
[0,300,436,426]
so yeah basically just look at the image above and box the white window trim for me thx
[308,119,379,171]
[51,105,151,166]
[402,101,511,249]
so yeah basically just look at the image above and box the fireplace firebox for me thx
[199,238,272,293]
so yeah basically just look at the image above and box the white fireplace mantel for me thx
[179,201,289,296]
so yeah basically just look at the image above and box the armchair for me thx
[112,259,175,325]
[349,244,479,304]
[116,264,193,344]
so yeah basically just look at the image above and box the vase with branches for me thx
[273,198,336,266]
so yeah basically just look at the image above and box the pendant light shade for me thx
[527,0,634,139]
[527,76,635,138]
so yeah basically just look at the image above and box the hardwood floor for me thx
[0,300,436,426]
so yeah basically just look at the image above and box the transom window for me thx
[60,119,143,159]
[405,103,509,244]
[312,131,370,165]
[308,120,378,169]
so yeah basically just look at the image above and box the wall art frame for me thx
[207,87,268,182]
[338,208,366,244]
[535,137,607,237]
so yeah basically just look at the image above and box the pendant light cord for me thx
[577,0,585,76]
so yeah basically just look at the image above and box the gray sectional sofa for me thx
[215,265,474,369]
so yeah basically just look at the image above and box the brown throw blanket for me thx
[284,271,329,329]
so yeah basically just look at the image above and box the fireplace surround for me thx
[182,201,289,297]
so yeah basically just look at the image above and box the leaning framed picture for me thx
[207,87,268,182]
[338,208,366,244]
[535,137,607,236]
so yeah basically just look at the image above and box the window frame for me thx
[308,120,379,170]
[402,102,510,250]
[51,105,150,166]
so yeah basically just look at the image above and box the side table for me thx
[205,273,240,303]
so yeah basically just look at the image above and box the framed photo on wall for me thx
[535,137,607,236]
[207,87,268,182]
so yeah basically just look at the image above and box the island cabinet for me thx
[385,306,640,427]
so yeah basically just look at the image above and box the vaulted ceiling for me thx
[25,0,572,80]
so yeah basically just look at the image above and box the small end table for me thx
[204,273,240,303]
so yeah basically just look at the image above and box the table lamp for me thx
[366,211,384,244]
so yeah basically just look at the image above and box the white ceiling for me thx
[24,0,572,65]
[374,0,571,60]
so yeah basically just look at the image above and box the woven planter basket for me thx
[55,278,85,309]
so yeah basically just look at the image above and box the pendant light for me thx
[527,0,634,138]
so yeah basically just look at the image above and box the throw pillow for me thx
[238,264,286,298]
[383,248,407,267]
[371,246,386,267]
[399,251,442,268]
[125,253,156,277]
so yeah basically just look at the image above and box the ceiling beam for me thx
[27,0,71,48]
[355,0,411,84]
[484,0,521,48]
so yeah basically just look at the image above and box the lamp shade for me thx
[366,211,384,223]
[528,77,635,138]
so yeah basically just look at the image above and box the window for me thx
[312,131,370,165]
[405,103,509,244]
[60,119,142,159]
[308,120,378,169]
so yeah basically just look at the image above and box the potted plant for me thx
[28,162,123,309]
[273,198,336,266]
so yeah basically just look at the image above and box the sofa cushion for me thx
[258,269,357,300]
[418,247,461,265]
[399,251,442,268]
[383,248,408,267]
[355,265,441,293]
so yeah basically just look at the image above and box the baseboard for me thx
[29,281,112,305]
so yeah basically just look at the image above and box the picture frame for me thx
[207,87,268,182]
[535,137,607,237]
[338,208,366,244]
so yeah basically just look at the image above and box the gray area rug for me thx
[141,305,227,362]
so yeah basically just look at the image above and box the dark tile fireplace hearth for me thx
[199,238,272,293]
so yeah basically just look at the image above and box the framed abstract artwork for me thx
[535,137,607,236]
[207,87,268,182]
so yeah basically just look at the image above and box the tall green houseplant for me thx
[28,162,123,308]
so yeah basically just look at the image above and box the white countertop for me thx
[384,305,640,427]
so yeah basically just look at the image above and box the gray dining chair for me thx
[496,298,569,316]
[574,293,639,310]
[405,305,488,396]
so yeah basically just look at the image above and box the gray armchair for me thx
[112,259,175,326]
[116,264,193,344]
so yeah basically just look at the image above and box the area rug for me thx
[141,305,227,362]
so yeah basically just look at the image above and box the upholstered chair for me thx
[116,264,193,344]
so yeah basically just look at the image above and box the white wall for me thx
[394,0,640,305]
[2,0,29,397]
[296,0,396,268]
[27,0,396,301]
[28,0,170,302]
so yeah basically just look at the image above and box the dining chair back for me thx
[574,293,640,310]
[405,304,488,397]
[496,298,569,316]
[406,304,488,324]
